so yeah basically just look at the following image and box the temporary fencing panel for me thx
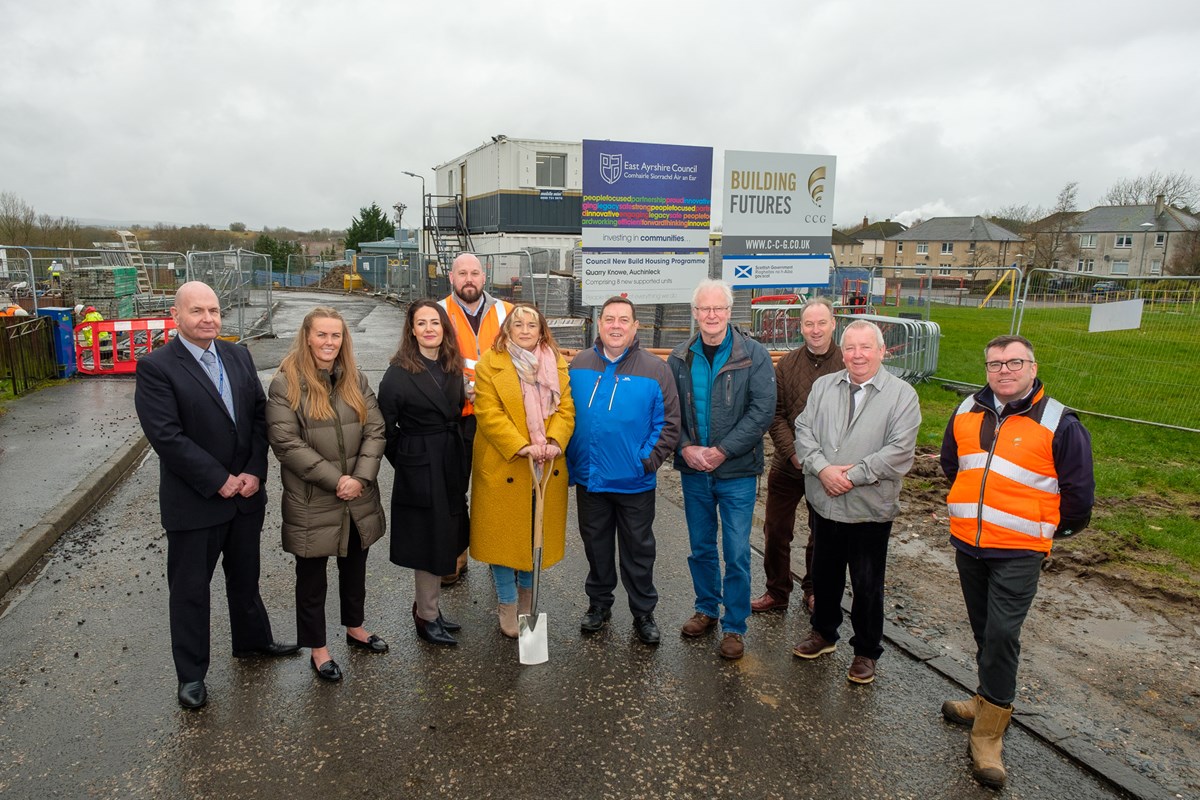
[76,317,177,375]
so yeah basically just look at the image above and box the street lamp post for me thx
[1139,221,1155,276]
[401,170,427,257]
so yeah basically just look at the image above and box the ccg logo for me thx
[808,166,827,206]
[600,153,624,185]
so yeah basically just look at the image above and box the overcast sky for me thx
[3,0,1199,233]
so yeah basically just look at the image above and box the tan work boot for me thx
[498,603,518,638]
[942,694,981,726]
[969,696,1013,788]
[517,587,532,617]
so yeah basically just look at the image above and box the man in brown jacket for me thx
[751,297,843,613]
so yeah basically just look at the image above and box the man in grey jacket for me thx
[667,279,776,660]
[791,319,920,684]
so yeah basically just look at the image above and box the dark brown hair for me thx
[391,300,464,375]
[984,334,1035,360]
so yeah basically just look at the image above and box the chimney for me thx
[1155,194,1165,216]
[863,215,869,229]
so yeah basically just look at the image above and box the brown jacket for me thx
[266,368,387,558]
[768,345,844,476]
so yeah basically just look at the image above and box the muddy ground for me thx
[660,444,1200,798]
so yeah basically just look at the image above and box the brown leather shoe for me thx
[792,630,836,659]
[847,656,876,684]
[719,633,744,660]
[750,592,788,613]
[803,592,815,613]
[680,612,718,638]
[440,569,461,587]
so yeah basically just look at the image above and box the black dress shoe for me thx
[311,656,343,682]
[177,680,207,709]
[233,641,301,658]
[346,633,389,653]
[413,608,458,646]
[437,612,461,632]
[633,614,661,646]
[580,605,612,634]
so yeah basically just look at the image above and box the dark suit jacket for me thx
[135,336,269,531]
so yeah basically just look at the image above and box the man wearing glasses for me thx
[667,279,776,660]
[940,335,1094,789]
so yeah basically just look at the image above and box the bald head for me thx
[449,253,484,306]
[171,281,222,347]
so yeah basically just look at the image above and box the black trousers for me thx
[810,510,892,660]
[576,485,658,616]
[760,467,816,602]
[956,549,1043,706]
[166,508,274,682]
[294,522,369,648]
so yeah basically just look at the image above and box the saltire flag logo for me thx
[600,153,623,185]
[734,264,753,279]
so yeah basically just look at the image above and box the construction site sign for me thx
[581,139,712,304]
[721,150,836,289]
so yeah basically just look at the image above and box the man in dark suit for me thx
[135,281,297,710]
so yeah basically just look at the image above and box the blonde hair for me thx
[278,307,368,423]
[491,303,560,358]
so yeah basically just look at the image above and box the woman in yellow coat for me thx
[470,303,575,638]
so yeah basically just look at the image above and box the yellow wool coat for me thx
[469,347,575,571]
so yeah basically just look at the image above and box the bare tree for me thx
[1168,229,1200,276]
[1026,182,1081,273]
[36,213,82,248]
[0,191,38,245]
[1100,170,1199,209]
[986,204,1037,235]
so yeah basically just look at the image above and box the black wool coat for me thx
[377,362,470,575]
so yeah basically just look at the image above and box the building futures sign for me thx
[721,150,837,290]
[581,139,712,304]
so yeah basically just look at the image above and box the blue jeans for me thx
[490,565,533,605]
[680,472,757,635]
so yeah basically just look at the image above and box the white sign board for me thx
[581,252,709,305]
[1088,298,1144,332]
[721,150,836,289]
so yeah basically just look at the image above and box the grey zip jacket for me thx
[794,367,921,523]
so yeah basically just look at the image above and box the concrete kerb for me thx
[746,509,1169,800]
[0,431,149,598]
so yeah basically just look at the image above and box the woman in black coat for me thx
[377,300,469,646]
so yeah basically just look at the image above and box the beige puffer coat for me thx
[266,367,387,558]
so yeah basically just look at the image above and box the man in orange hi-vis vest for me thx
[437,252,512,585]
[940,334,1094,789]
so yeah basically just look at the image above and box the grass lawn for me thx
[890,302,1200,583]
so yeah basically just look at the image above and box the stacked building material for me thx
[72,266,139,318]
[528,274,574,318]
[657,303,694,349]
[547,317,591,351]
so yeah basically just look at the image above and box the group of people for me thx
[134,256,1093,790]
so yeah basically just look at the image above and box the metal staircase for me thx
[425,194,473,273]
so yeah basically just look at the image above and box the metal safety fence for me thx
[1013,269,1200,431]
[185,249,275,341]
[0,315,57,396]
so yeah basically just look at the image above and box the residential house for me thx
[885,216,1025,279]
[848,217,906,266]
[1064,196,1199,278]
[831,228,862,268]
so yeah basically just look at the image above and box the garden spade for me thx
[518,456,554,665]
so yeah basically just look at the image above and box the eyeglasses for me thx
[985,358,1034,373]
[693,306,731,315]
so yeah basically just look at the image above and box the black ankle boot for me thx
[413,603,457,646]
[437,611,461,632]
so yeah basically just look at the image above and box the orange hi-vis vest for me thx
[946,387,1066,553]
[439,294,510,416]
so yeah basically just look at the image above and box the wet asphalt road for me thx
[0,292,1125,799]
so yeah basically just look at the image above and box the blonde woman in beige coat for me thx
[470,303,575,637]
[266,307,388,682]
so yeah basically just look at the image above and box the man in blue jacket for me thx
[667,279,776,660]
[567,297,681,645]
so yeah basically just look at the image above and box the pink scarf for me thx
[507,342,561,447]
